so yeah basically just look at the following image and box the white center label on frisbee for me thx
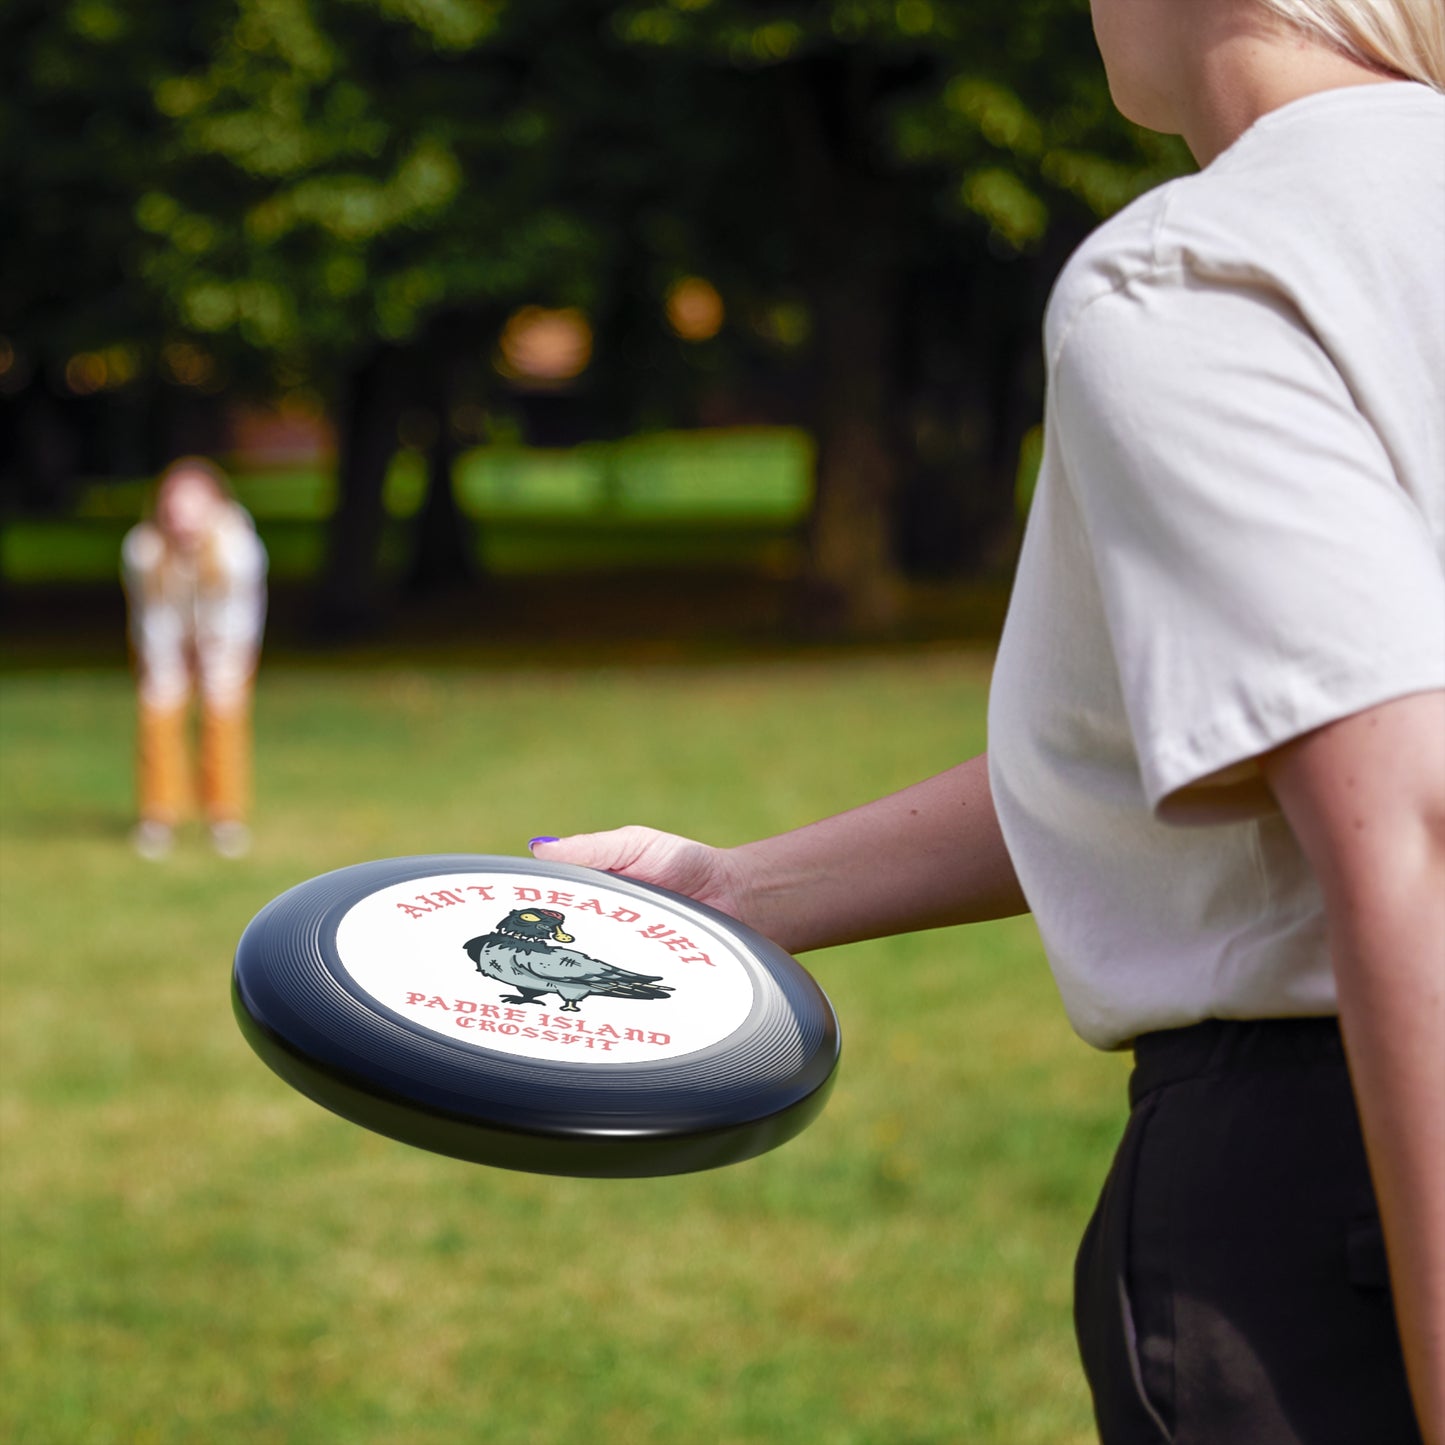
[333,871,757,1065]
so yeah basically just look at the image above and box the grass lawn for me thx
[0,652,1127,1444]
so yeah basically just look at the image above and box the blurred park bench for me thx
[1,427,814,584]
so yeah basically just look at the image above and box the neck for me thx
[1178,8,1400,166]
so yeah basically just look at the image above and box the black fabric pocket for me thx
[1346,1215,1391,1291]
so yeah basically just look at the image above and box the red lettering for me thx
[560,1033,584,1046]
[424,995,450,1010]
[576,898,604,915]
[514,887,542,902]
[404,991,427,1005]
[503,1008,527,1024]
[595,1024,621,1039]
[397,901,431,918]
[522,1027,539,1039]
[663,936,698,953]
[623,1027,646,1043]
[456,1016,476,1030]
[541,1030,559,1043]
[647,1032,671,1046]
[477,1020,498,1033]
[466,885,496,901]
[638,924,674,940]
[546,890,574,907]
[454,998,477,1013]
[424,890,465,909]
[478,1004,501,1019]
[678,953,715,967]
[609,907,640,924]
[499,1024,519,1036]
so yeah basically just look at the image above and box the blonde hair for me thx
[1257,0,1445,89]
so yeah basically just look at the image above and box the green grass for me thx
[0,655,1127,1444]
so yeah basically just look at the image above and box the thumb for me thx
[529,827,648,873]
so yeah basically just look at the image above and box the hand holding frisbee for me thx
[530,828,751,928]
[233,853,839,1178]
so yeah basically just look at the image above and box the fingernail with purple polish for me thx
[528,836,559,850]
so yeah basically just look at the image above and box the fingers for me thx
[530,827,655,873]
[529,827,750,925]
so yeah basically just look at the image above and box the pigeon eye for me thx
[519,912,541,922]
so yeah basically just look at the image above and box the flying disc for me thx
[232,855,839,1178]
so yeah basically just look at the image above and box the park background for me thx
[2,2,1193,1440]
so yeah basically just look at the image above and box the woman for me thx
[122,457,268,859]
[530,2,1444,1440]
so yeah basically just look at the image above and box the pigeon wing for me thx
[526,948,672,998]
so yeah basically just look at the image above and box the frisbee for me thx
[232,854,840,1178]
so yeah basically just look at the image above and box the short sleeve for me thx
[1053,272,1445,822]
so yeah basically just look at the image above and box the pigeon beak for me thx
[553,927,574,944]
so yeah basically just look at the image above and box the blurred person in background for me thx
[122,457,267,860]
[531,0,1445,1441]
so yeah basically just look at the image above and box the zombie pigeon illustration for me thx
[463,908,673,1013]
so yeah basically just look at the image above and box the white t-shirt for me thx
[122,503,268,709]
[988,83,1445,1051]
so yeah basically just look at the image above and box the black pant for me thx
[1074,1018,1422,1445]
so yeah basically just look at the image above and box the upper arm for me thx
[1262,690,1445,916]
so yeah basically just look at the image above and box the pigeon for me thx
[463,908,674,1013]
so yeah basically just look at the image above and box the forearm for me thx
[1330,854,1445,1445]
[727,752,1028,954]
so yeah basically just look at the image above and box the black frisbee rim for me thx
[232,854,840,1177]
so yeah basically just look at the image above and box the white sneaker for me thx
[132,820,174,861]
[210,821,252,859]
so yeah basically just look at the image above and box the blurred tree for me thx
[0,0,215,509]
[124,0,613,632]
[606,0,1191,626]
[2,0,1189,632]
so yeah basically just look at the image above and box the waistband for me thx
[1129,1016,1344,1108]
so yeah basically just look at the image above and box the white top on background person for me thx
[988,79,1445,1051]
[122,459,268,711]
[531,1,1445,1436]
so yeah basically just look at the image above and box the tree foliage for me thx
[1,0,1192,628]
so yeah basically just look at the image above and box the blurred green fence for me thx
[1,427,814,583]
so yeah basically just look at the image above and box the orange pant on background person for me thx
[136,690,253,829]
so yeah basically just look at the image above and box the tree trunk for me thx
[804,270,905,633]
[780,57,908,636]
[405,356,475,597]
[313,345,404,641]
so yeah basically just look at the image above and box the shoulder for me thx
[122,522,165,574]
[1043,182,1182,363]
[212,504,268,574]
[1045,83,1445,368]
